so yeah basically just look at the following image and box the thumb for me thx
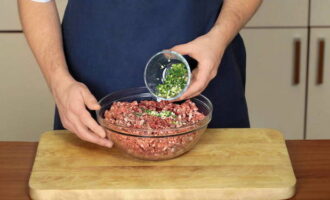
[170,43,194,57]
[81,88,101,110]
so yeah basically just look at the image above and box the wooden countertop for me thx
[1,140,330,200]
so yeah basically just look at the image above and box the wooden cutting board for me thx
[29,129,296,200]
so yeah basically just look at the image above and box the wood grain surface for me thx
[28,129,296,200]
[286,140,330,200]
[0,142,38,200]
[2,130,330,200]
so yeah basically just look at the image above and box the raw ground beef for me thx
[103,100,206,160]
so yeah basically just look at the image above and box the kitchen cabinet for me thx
[310,0,330,26]
[0,0,67,141]
[242,0,330,139]
[0,0,21,30]
[309,11,329,148]
[304,1,330,138]
[240,29,307,139]
[0,0,67,30]
[246,0,308,27]
[56,0,67,22]
[306,28,330,139]
[0,33,54,141]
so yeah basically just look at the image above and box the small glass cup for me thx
[144,50,191,101]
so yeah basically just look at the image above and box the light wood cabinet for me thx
[310,0,330,26]
[0,34,54,141]
[306,28,330,139]
[0,0,67,30]
[241,29,307,139]
[0,0,67,141]
[0,0,21,30]
[242,0,330,139]
[246,0,309,27]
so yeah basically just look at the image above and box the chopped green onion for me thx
[144,109,176,119]
[156,63,188,99]
[133,112,143,117]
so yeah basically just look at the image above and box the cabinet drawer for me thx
[310,0,330,26]
[0,0,67,30]
[246,0,308,27]
[0,33,54,141]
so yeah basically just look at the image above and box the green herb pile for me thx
[155,63,188,99]
[145,109,176,118]
[135,109,176,119]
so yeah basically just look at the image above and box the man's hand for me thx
[170,0,262,100]
[18,0,112,148]
[171,33,225,100]
[52,79,113,148]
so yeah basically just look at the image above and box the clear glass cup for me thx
[144,50,191,101]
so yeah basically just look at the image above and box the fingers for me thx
[170,42,218,101]
[170,43,195,57]
[55,81,113,148]
[68,97,107,138]
[171,44,202,101]
[81,130,113,148]
[176,69,204,101]
[68,112,113,148]
[78,86,107,138]
[176,62,215,100]
[81,87,101,110]
[79,110,106,138]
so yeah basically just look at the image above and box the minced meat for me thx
[103,100,206,160]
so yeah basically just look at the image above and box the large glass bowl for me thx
[96,87,213,160]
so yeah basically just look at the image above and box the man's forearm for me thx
[18,0,73,92]
[208,0,262,48]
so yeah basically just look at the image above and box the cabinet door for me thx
[0,33,54,141]
[240,29,307,139]
[246,0,309,27]
[0,0,67,30]
[310,0,330,26]
[306,28,330,139]
[0,0,21,30]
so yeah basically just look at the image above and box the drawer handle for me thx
[293,39,301,85]
[317,39,325,85]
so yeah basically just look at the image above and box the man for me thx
[18,0,262,148]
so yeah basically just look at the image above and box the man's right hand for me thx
[18,0,112,148]
[52,79,113,148]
